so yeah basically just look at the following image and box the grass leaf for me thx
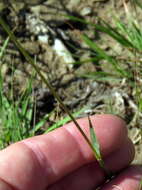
[82,71,122,82]
[95,20,135,49]
[139,178,142,190]
[82,34,129,77]
[0,36,10,60]
[46,107,86,133]
[88,116,111,176]
[34,113,50,132]
[88,116,102,161]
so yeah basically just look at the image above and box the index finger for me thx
[0,114,129,190]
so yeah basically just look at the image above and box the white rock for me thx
[80,7,92,16]
[52,38,75,64]
[38,35,49,43]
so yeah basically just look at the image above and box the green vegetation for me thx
[0,39,50,148]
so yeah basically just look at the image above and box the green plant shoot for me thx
[139,178,142,190]
[88,116,105,168]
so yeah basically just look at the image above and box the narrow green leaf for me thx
[88,116,101,161]
[82,34,128,77]
[88,116,111,176]
[0,36,10,60]
[64,14,90,25]
[96,20,135,48]
[34,113,50,132]
[46,107,86,133]
[139,178,142,190]
[82,71,122,82]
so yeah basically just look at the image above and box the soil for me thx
[0,0,142,164]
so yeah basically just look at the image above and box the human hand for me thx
[0,114,141,190]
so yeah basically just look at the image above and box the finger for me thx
[101,165,142,190]
[48,138,134,190]
[0,114,128,190]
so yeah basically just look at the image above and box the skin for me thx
[0,114,141,190]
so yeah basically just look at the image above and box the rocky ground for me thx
[0,0,142,164]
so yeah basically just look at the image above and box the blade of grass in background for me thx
[68,12,142,52]
[95,21,135,49]
[67,8,142,52]
[114,18,142,52]
[0,37,9,60]
[33,113,50,132]
[66,14,135,49]
[82,34,130,77]
[46,107,86,133]
[82,71,122,82]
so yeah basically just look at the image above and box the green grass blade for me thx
[95,21,135,49]
[89,119,100,159]
[0,36,10,60]
[82,34,129,77]
[114,18,142,51]
[67,14,138,52]
[139,178,142,190]
[82,71,122,82]
[88,116,102,161]
[33,113,50,132]
[67,14,135,49]
[46,107,86,133]
[64,14,91,25]
[88,116,111,176]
